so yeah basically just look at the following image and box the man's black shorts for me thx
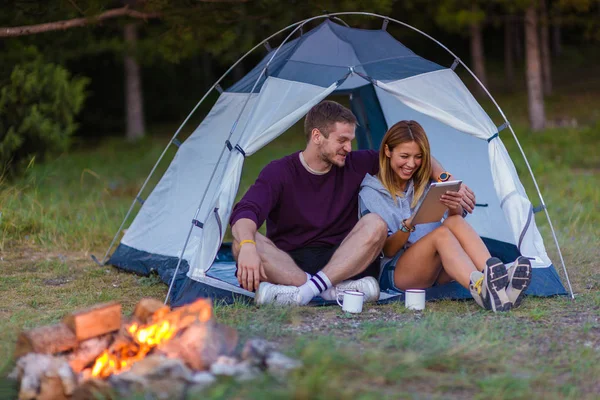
[288,245,380,280]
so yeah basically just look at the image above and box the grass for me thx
[0,60,599,398]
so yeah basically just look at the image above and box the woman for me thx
[358,120,532,312]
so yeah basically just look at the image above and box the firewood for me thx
[63,302,122,341]
[38,376,68,400]
[15,323,77,357]
[71,378,115,400]
[158,321,238,371]
[150,298,212,328]
[67,334,113,373]
[133,298,169,324]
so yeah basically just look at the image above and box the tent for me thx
[101,13,572,306]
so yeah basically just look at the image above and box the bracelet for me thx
[400,219,416,233]
[240,239,256,247]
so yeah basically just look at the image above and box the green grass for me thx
[1,61,599,399]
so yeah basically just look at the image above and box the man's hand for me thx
[440,190,464,215]
[236,244,263,292]
[458,184,476,214]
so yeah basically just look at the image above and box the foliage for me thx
[0,53,89,175]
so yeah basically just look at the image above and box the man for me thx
[230,101,475,306]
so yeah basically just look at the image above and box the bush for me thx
[0,57,89,175]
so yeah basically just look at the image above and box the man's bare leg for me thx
[320,214,387,284]
[232,233,307,287]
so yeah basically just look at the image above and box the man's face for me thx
[316,122,355,167]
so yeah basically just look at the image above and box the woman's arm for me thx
[383,217,414,257]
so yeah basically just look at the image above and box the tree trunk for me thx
[504,15,515,89]
[201,52,215,91]
[552,21,562,56]
[525,3,546,131]
[470,10,487,90]
[124,23,145,141]
[514,18,524,61]
[539,0,552,95]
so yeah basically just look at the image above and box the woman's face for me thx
[385,141,423,181]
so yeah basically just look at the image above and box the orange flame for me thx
[91,320,175,378]
[90,298,213,379]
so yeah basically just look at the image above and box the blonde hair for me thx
[377,120,432,207]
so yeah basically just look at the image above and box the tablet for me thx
[411,180,463,225]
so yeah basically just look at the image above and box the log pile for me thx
[9,298,301,400]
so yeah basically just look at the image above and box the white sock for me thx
[297,271,332,305]
[305,272,312,283]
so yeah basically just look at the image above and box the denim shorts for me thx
[379,250,404,293]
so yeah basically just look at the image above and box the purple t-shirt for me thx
[230,150,379,252]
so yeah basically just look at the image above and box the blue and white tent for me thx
[103,13,572,306]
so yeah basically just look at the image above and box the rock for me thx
[265,351,302,378]
[241,338,277,367]
[210,356,261,381]
[10,354,77,400]
[188,372,217,394]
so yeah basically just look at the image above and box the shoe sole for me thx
[509,256,532,308]
[485,257,511,312]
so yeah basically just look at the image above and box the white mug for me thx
[336,290,364,313]
[405,289,426,311]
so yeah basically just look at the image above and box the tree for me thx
[539,0,552,94]
[433,0,488,91]
[504,15,515,88]
[124,22,144,141]
[525,1,545,131]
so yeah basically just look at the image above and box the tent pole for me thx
[98,20,310,266]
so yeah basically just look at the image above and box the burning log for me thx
[63,302,122,341]
[67,335,113,373]
[158,321,238,371]
[132,298,169,324]
[90,298,214,378]
[15,323,78,358]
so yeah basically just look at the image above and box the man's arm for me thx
[430,156,476,214]
[229,162,283,292]
[231,218,263,292]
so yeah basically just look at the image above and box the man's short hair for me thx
[304,100,357,141]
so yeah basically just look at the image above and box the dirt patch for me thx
[43,277,73,286]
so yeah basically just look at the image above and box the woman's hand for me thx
[440,190,464,215]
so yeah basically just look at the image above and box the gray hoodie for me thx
[359,174,441,258]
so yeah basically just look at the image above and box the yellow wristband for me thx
[240,239,256,247]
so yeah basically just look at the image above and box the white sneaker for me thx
[334,276,380,302]
[255,282,301,306]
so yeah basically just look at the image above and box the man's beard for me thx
[319,148,346,168]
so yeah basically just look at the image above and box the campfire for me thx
[10,298,301,400]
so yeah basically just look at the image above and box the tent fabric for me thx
[228,20,445,93]
[109,18,567,305]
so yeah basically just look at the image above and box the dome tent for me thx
[101,13,572,306]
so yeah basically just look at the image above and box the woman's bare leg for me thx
[393,226,477,289]
[443,215,491,272]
